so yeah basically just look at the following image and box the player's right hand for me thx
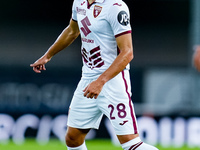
[30,55,51,73]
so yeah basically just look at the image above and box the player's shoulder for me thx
[104,0,128,7]
[105,0,130,25]
[104,0,129,12]
[73,0,82,2]
[73,0,83,5]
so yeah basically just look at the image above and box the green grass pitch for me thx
[0,139,198,150]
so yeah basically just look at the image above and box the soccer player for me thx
[30,0,159,149]
[193,45,200,71]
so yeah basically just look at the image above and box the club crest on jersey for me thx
[93,5,102,18]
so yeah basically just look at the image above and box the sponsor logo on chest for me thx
[76,7,86,16]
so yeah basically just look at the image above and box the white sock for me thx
[67,141,87,150]
[121,137,159,150]
[135,143,159,150]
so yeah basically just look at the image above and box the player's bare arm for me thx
[30,19,80,73]
[83,33,133,99]
[193,46,200,71]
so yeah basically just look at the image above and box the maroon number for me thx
[108,104,115,120]
[117,103,127,118]
[108,103,127,120]
[80,16,91,37]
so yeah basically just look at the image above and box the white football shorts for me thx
[67,70,138,135]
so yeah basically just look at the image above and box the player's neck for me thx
[88,0,95,5]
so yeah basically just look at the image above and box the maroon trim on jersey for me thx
[87,0,105,9]
[121,70,138,134]
[129,142,143,150]
[115,30,132,38]
[87,0,96,9]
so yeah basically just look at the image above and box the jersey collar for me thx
[87,0,105,9]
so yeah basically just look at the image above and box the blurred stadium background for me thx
[1,0,200,149]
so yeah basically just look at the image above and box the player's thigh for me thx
[101,97,138,135]
[67,79,103,129]
[98,70,139,135]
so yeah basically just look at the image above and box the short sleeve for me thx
[72,0,77,21]
[107,2,131,38]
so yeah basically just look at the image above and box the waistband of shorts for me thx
[81,69,129,80]
[81,73,101,80]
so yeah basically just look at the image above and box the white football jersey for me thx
[72,0,132,79]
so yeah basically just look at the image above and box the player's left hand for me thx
[83,80,104,99]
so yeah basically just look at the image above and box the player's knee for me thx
[65,132,84,147]
[65,127,90,147]
[65,132,77,147]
